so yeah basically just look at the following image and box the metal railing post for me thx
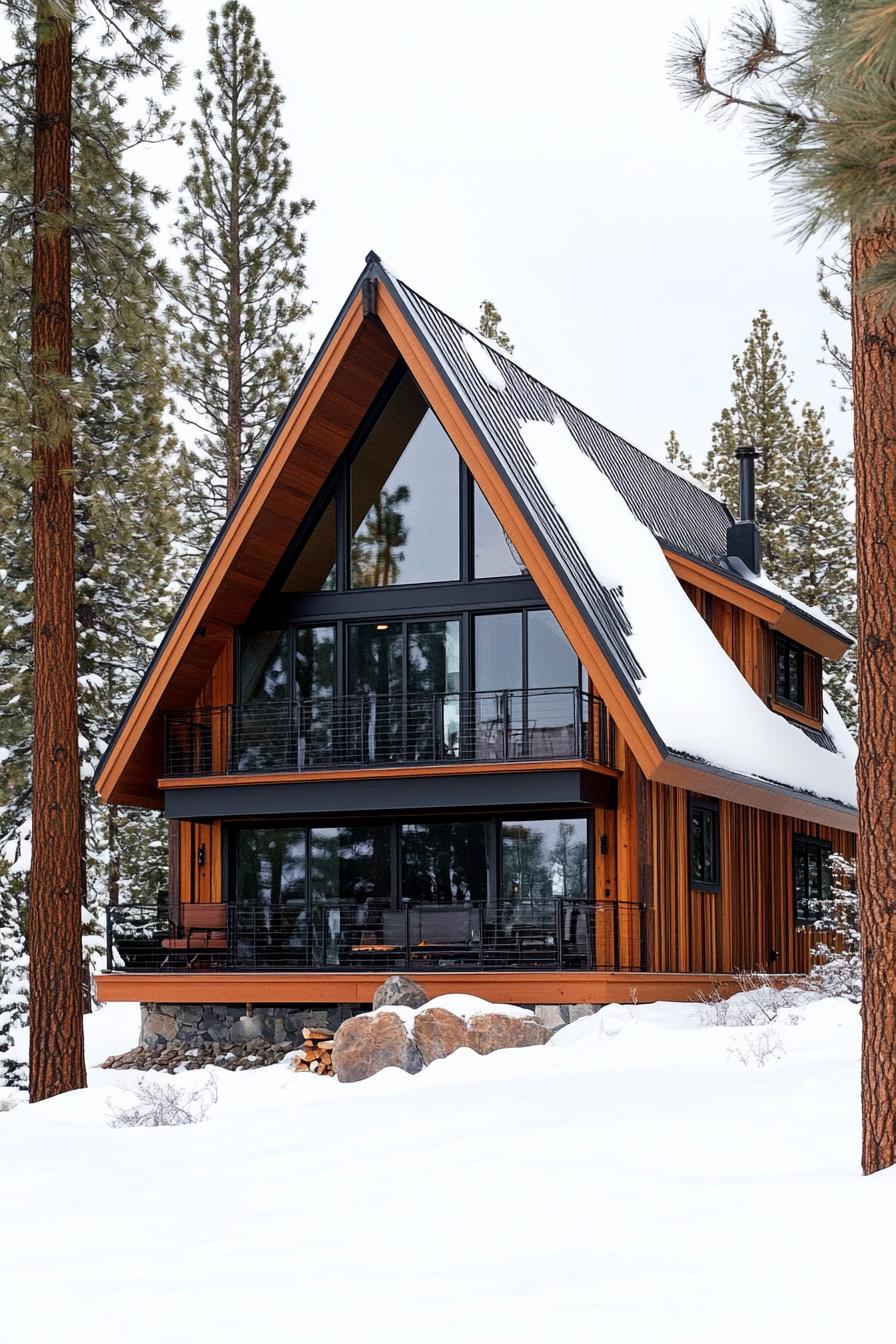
[501,691,510,762]
[574,688,583,759]
[106,907,114,972]
[404,905,411,971]
[640,902,650,972]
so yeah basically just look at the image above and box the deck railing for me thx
[106,898,649,976]
[163,686,616,777]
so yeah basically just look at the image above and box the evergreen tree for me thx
[783,403,856,727]
[173,0,314,537]
[703,310,798,578]
[664,429,694,474]
[669,1,896,1172]
[477,299,514,353]
[0,2,183,1092]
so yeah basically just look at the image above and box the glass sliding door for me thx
[235,827,308,965]
[526,608,581,759]
[499,817,589,965]
[348,618,460,764]
[348,621,404,762]
[473,612,523,759]
[407,620,460,760]
[309,824,392,965]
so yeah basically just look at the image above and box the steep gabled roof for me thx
[95,253,856,825]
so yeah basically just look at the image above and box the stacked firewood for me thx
[291,1026,335,1076]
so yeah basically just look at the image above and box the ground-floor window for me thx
[793,834,833,925]
[233,813,591,968]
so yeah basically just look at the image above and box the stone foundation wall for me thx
[140,1003,345,1050]
[139,1001,599,1051]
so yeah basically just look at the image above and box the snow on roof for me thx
[461,331,507,392]
[520,413,857,808]
[726,556,852,643]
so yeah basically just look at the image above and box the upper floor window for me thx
[350,374,460,587]
[277,365,531,596]
[775,635,805,708]
[793,835,832,925]
[688,795,720,892]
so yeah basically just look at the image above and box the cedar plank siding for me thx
[648,780,855,976]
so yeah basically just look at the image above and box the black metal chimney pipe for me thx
[726,445,762,573]
[736,445,757,522]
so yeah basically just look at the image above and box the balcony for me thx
[163,686,616,778]
[106,897,648,976]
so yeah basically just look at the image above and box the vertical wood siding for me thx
[646,780,855,975]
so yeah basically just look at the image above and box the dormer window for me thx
[774,635,805,709]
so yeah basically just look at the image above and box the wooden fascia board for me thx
[157,759,622,791]
[771,608,850,661]
[374,283,664,777]
[652,756,858,833]
[665,550,850,661]
[665,550,780,621]
[95,294,367,804]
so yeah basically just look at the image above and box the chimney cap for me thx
[735,444,760,460]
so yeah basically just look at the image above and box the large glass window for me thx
[350,373,460,587]
[237,629,292,771]
[408,620,460,759]
[794,834,833,925]
[500,817,589,964]
[309,825,392,964]
[281,498,337,593]
[295,626,336,767]
[401,821,488,906]
[231,815,591,968]
[235,828,307,962]
[473,482,528,578]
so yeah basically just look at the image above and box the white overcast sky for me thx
[141,0,851,465]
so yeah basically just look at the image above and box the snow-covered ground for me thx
[1,995,892,1343]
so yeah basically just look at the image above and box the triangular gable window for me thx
[350,371,460,587]
[281,497,337,593]
[472,481,528,578]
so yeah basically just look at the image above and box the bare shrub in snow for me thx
[727,1027,785,1069]
[805,854,860,1002]
[695,975,809,1029]
[0,1093,22,1113]
[107,1074,218,1128]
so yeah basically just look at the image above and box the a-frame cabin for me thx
[95,253,857,1023]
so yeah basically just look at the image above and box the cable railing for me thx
[163,686,616,777]
[106,898,649,976]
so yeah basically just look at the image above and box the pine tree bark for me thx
[853,222,896,1174]
[28,0,86,1103]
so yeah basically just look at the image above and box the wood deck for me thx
[95,969,742,1006]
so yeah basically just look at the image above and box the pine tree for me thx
[0,1,182,1097]
[477,299,514,353]
[782,403,856,728]
[669,0,896,1173]
[703,311,799,579]
[173,1,314,538]
[664,430,694,474]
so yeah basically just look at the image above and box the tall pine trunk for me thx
[28,0,86,1103]
[853,222,896,1174]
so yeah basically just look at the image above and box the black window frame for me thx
[793,833,833,926]
[230,809,594,915]
[688,794,721,893]
[774,634,805,710]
